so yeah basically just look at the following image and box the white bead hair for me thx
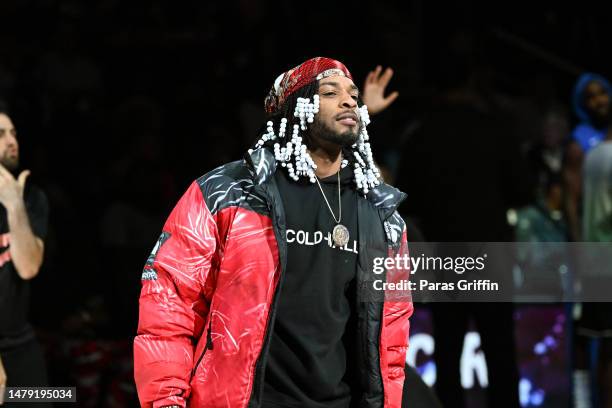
[250,101,380,194]
[293,95,320,131]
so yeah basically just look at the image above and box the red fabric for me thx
[265,57,353,113]
[134,178,412,407]
[134,181,217,407]
[380,229,413,408]
[134,181,280,407]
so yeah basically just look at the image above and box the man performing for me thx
[0,104,50,405]
[134,57,413,408]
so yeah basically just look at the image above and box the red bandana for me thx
[264,57,353,114]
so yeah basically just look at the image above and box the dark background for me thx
[2,1,610,406]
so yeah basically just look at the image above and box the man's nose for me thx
[340,93,357,109]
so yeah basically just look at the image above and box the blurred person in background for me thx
[0,102,50,406]
[565,73,611,241]
[516,105,570,294]
[515,171,569,299]
[573,118,612,408]
[571,73,610,154]
[526,104,569,199]
[133,57,413,408]
[565,75,611,407]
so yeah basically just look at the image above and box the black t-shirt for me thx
[262,166,360,408]
[0,184,49,349]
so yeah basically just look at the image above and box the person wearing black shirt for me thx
[0,106,50,405]
[135,58,413,408]
[258,62,400,408]
[263,164,360,408]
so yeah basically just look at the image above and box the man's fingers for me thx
[365,70,375,85]
[373,65,382,81]
[383,91,400,108]
[17,170,30,188]
[366,66,381,84]
[379,67,394,87]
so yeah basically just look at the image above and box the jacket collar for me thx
[244,148,406,216]
[244,148,277,185]
[366,182,407,219]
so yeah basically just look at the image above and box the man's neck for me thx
[308,146,342,178]
[306,133,345,178]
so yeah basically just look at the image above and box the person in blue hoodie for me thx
[571,73,610,153]
[564,73,611,242]
[567,74,611,407]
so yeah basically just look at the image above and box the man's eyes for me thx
[321,91,359,99]
[0,129,16,138]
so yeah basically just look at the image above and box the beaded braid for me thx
[249,84,381,195]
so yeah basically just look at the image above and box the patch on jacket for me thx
[384,212,404,249]
[141,231,170,280]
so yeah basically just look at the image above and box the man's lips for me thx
[337,113,358,126]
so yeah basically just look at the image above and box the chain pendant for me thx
[332,224,350,247]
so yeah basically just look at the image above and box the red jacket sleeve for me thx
[381,226,414,408]
[134,181,218,408]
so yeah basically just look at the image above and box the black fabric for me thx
[0,338,51,407]
[0,184,49,348]
[431,302,519,408]
[237,149,407,408]
[198,160,270,217]
[397,101,533,241]
[575,303,612,336]
[262,166,359,408]
[401,365,443,408]
[396,98,528,407]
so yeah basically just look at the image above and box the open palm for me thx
[362,66,399,115]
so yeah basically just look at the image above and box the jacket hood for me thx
[573,72,611,123]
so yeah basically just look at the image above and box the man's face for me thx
[0,114,19,171]
[542,111,568,148]
[309,75,361,147]
[584,80,610,124]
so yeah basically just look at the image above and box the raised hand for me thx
[0,164,29,210]
[362,66,399,115]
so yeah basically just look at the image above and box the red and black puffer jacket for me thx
[134,148,413,408]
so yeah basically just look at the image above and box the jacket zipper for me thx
[191,319,214,378]
[248,183,287,407]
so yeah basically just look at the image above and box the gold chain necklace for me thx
[314,170,350,247]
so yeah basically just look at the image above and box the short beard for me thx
[0,155,19,172]
[309,117,361,148]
